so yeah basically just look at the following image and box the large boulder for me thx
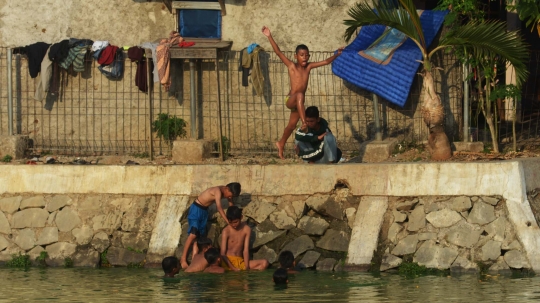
[72,226,94,245]
[488,256,511,274]
[391,234,419,256]
[14,228,36,251]
[20,196,45,210]
[92,212,122,235]
[425,209,462,228]
[47,195,72,212]
[414,241,459,269]
[504,250,530,269]
[305,195,330,212]
[297,216,329,236]
[484,217,507,242]
[107,247,146,266]
[252,229,286,248]
[298,250,321,269]
[121,232,151,252]
[0,235,9,251]
[277,199,305,220]
[380,254,402,271]
[269,210,296,230]
[393,210,407,223]
[481,240,501,261]
[91,232,110,253]
[444,196,472,212]
[316,229,350,252]
[253,245,277,264]
[0,212,11,235]
[481,197,500,206]
[316,258,336,271]
[243,201,276,223]
[388,223,403,244]
[45,242,77,267]
[396,199,419,211]
[467,201,496,225]
[407,206,425,231]
[0,196,22,214]
[121,197,158,232]
[36,227,59,246]
[72,246,100,267]
[445,222,482,248]
[12,208,49,228]
[280,235,314,258]
[321,199,344,220]
[55,207,82,232]
[450,255,479,273]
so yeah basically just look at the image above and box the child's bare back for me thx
[184,253,208,273]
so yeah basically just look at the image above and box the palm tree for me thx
[344,0,529,160]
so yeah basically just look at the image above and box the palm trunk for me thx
[420,70,452,160]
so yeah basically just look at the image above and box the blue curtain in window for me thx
[179,10,221,38]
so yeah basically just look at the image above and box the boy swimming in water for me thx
[184,237,213,273]
[180,183,241,269]
[162,256,180,278]
[262,26,343,159]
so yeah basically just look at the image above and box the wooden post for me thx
[216,58,224,161]
[146,49,154,161]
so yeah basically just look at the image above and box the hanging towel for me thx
[48,40,70,63]
[35,46,53,101]
[156,31,183,91]
[128,46,148,93]
[140,42,159,83]
[91,41,109,52]
[240,46,265,96]
[18,42,51,78]
[59,45,88,71]
[98,45,119,65]
[247,43,258,54]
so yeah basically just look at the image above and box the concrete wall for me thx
[0,159,539,271]
[0,0,360,51]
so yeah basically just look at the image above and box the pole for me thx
[463,63,470,142]
[7,48,13,136]
[216,58,224,161]
[373,93,382,141]
[189,60,197,139]
[146,49,154,161]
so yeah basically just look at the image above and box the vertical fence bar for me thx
[189,59,197,139]
[7,48,13,135]
[146,49,154,161]
[216,57,224,161]
[463,63,470,142]
[373,93,382,141]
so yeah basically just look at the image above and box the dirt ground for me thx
[4,144,540,166]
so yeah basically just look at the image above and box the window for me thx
[174,0,223,39]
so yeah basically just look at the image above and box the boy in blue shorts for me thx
[180,182,241,269]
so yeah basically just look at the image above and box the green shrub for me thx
[64,257,73,268]
[6,254,31,268]
[1,155,13,163]
[398,261,448,277]
[36,251,48,267]
[152,113,187,146]
[100,250,110,267]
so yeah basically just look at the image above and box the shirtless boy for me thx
[262,26,343,159]
[203,247,225,274]
[184,237,212,273]
[180,182,241,269]
[220,206,269,271]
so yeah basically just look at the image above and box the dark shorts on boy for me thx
[187,201,209,237]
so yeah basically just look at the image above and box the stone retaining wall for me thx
[379,196,530,273]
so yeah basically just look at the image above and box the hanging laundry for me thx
[127,46,148,93]
[60,45,89,72]
[98,48,124,80]
[91,41,109,52]
[98,45,119,65]
[34,46,53,101]
[69,38,93,47]
[156,31,183,91]
[139,42,159,83]
[240,46,265,96]
[48,40,70,63]
[13,42,51,78]
[247,43,259,54]
[179,41,195,48]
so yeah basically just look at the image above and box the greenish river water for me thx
[0,268,539,302]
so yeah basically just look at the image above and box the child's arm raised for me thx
[262,26,294,67]
[307,47,344,70]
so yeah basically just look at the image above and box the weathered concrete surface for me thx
[359,139,398,163]
[346,196,387,266]
[146,195,190,265]
[0,160,539,270]
[452,142,484,153]
[0,135,28,159]
[172,140,213,164]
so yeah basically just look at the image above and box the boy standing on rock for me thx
[180,183,241,269]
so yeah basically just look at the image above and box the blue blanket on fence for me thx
[332,10,448,107]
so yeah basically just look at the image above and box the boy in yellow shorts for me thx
[220,206,269,271]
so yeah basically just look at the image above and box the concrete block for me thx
[171,140,212,163]
[359,138,398,163]
[0,135,29,159]
[453,141,484,153]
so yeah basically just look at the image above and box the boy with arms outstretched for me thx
[220,206,269,271]
[262,26,343,159]
[180,182,241,269]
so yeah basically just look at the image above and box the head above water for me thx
[295,44,310,67]
[225,182,242,198]
[196,237,213,252]
[273,268,288,284]
[278,250,295,269]
[162,256,180,275]
[204,247,221,265]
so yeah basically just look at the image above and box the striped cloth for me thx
[60,45,88,72]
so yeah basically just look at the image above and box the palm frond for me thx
[437,21,530,87]
[343,0,426,53]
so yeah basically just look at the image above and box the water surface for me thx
[0,268,539,302]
